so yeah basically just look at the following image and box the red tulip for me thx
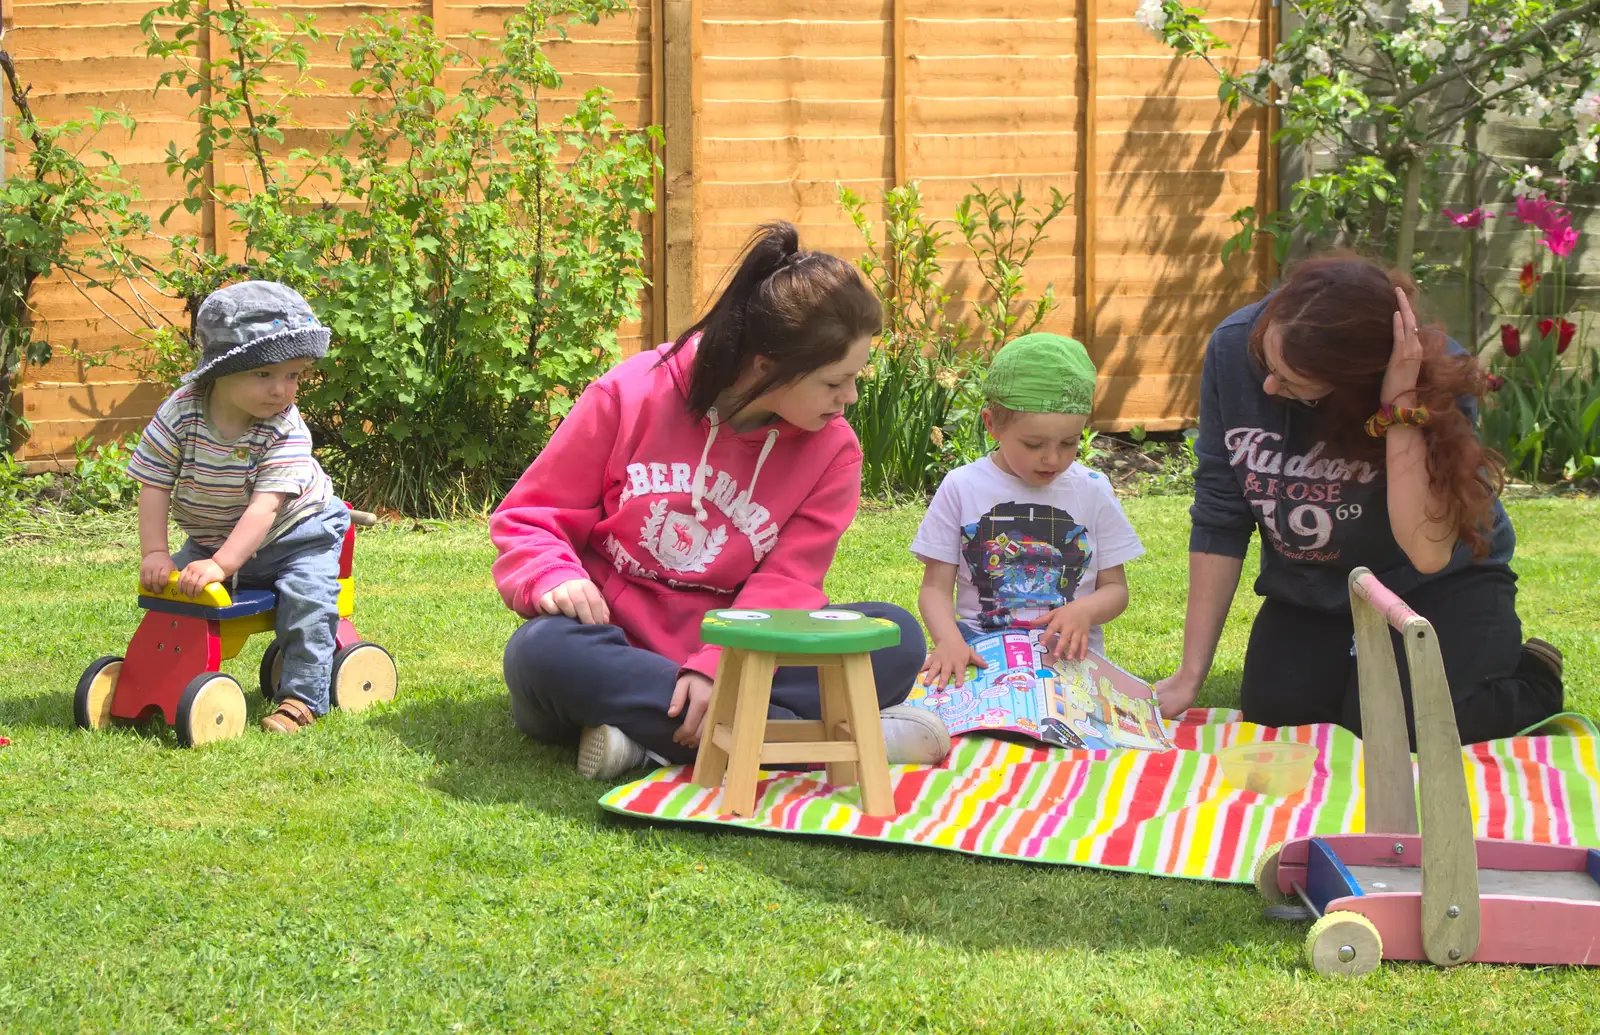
[1519,263,1541,295]
[1558,319,1576,354]
[1500,323,1521,357]
[1485,374,1505,392]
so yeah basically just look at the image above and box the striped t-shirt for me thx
[127,383,334,548]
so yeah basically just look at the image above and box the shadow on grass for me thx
[376,689,1286,959]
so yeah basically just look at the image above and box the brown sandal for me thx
[261,698,316,735]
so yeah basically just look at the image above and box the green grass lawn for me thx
[2,496,1597,1033]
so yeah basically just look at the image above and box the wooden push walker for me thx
[73,506,398,747]
[1253,566,1600,977]
[691,608,902,818]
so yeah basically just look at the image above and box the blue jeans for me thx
[173,500,350,715]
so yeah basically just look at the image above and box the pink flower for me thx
[1544,224,1580,259]
[1485,373,1505,392]
[0,736,9,748]
[1442,207,1492,229]
[1500,323,1521,357]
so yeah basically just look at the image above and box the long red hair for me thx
[1247,253,1505,558]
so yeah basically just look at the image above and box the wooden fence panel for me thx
[9,0,1273,463]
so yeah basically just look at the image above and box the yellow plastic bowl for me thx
[1217,741,1317,797]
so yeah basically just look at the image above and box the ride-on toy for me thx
[73,506,398,747]
[1253,567,1600,977]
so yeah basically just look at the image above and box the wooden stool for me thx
[691,608,901,818]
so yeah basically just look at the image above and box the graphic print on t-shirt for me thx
[960,501,1092,631]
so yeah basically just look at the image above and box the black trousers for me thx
[1239,565,1563,746]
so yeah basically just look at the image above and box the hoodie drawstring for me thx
[744,428,780,506]
[689,409,781,524]
[690,407,720,522]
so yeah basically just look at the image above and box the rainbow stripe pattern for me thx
[598,709,1600,883]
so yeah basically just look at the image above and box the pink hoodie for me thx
[490,340,863,679]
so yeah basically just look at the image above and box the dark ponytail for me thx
[661,221,882,418]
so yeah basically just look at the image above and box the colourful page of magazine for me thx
[905,628,1172,752]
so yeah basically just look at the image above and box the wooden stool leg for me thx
[817,661,856,788]
[691,648,745,790]
[722,650,777,817]
[840,653,895,817]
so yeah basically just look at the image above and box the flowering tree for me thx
[1137,0,1600,272]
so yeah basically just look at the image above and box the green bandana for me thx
[982,333,1097,415]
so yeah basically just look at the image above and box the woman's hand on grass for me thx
[669,671,715,747]
[537,578,610,625]
[1153,669,1202,720]
[921,640,986,688]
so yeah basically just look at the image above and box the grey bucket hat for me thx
[183,280,331,385]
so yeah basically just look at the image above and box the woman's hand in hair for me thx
[1382,287,1424,407]
[669,671,716,747]
[537,578,611,625]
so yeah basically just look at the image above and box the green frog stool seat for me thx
[692,608,901,818]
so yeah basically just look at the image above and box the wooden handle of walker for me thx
[349,510,378,527]
[1349,570,1422,633]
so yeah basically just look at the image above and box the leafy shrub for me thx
[64,435,141,512]
[1,55,149,451]
[140,0,659,515]
[838,182,1070,497]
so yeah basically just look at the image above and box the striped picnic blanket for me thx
[599,708,1600,883]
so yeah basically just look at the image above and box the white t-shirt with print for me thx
[909,455,1145,655]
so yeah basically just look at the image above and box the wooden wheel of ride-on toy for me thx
[1253,841,1287,903]
[259,640,284,701]
[329,642,397,714]
[74,655,124,730]
[176,672,248,747]
[1305,912,1383,977]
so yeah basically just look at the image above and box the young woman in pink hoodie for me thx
[491,222,950,780]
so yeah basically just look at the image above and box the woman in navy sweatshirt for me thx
[1154,254,1563,744]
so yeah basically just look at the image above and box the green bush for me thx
[140,0,659,515]
[837,181,1069,497]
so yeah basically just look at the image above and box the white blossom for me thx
[1522,90,1555,120]
[1269,62,1294,90]
[1510,165,1544,198]
[1134,0,1167,36]
[1364,1,1386,23]
[1391,29,1417,51]
[1407,0,1444,19]
[1421,38,1446,61]
[1576,89,1600,130]
[1305,44,1332,73]
[1453,42,1472,61]
[1556,133,1599,171]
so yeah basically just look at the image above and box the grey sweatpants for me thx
[503,602,927,765]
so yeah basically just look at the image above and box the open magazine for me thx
[905,627,1173,752]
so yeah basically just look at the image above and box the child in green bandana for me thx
[910,333,1145,687]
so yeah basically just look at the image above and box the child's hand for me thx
[1032,603,1091,662]
[537,578,610,625]
[140,552,177,594]
[920,640,987,688]
[669,671,715,747]
[177,558,228,598]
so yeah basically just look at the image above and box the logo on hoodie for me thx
[640,499,728,573]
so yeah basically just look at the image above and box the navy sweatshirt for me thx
[1189,298,1515,614]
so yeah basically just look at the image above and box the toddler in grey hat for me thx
[127,280,350,734]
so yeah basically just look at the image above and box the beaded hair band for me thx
[1364,403,1431,437]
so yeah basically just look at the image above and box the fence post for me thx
[1075,0,1098,350]
[1257,0,1280,290]
[650,0,667,347]
[201,1,230,261]
[663,0,698,338]
[892,0,906,188]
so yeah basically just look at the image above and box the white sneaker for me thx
[879,705,952,765]
[576,725,647,781]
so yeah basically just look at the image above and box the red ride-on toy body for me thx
[74,508,398,747]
